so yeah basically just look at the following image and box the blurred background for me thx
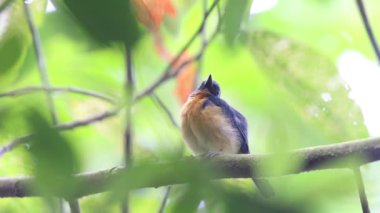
[0,0,379,212]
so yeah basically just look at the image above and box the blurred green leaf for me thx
[251,0,380,60]
[171,184,202,213]
[247,31,368,142]
[0,0,46,89]
[0,1,29,87]
[60,0,141,47]
[26,110,79,198]
[214,187,308,213]
[0,0,12,15]
[223,0,252,44]
[169,182,309,213]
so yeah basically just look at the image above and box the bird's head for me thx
[196,74,221,97]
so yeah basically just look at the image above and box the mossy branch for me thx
[0,137,379,198]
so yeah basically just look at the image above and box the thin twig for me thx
[158,186,171,213]
[0,135,33,157]
[356,0,380,64]
[201,0,208,53]
[353,167,370,213]
[22,0,58,124]
[0,108,120,157]
[56,108,120,130]
[0,86,117,104]
[121,45,135,213]
[67,199,81,213]
[134,0,220,102]
[168,25,220,80]
[194,0,209,87]
[151,93,179,128]
[124,46,135,167]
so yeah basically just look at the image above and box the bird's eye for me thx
[212,84,221,96]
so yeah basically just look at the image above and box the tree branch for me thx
[1,137,379,198]
[0,86,117,104]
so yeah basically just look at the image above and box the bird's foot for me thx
[197,152,220,159]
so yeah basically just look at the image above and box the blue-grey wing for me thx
[231,107,249,154]
[203,96,249,154]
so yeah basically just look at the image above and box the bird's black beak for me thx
[205,74,213,89]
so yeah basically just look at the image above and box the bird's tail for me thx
[251,178,275,198]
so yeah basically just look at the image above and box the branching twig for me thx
[23,0,58,124]
[1,137,380,198]
[1,0,220,159]
[0,108,120,157]
[356,0,380,64]
[353,167,370,213]
[0,86,117,104]
[134,0,220,102]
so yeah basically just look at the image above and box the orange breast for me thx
[180,93,240,155]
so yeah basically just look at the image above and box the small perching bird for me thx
[180,74,274,198]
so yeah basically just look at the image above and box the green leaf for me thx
[26,110,79,198]
[0,1,29,87]
[60,0,141,47]
[171,184,202,213]
[214,187,308,213]
[223,0,252,44]
[0,0,12,13]
[247,31,368,141]
[0,0,47,89]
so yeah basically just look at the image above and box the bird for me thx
[180,74,274,198]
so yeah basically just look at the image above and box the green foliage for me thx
[248,30,368,142]
[0,0,377,212]
[223,0,252,44]
[0,0,46,88]
[26,110,79,198]
[0,1,29,87]
[59,0,141,47]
